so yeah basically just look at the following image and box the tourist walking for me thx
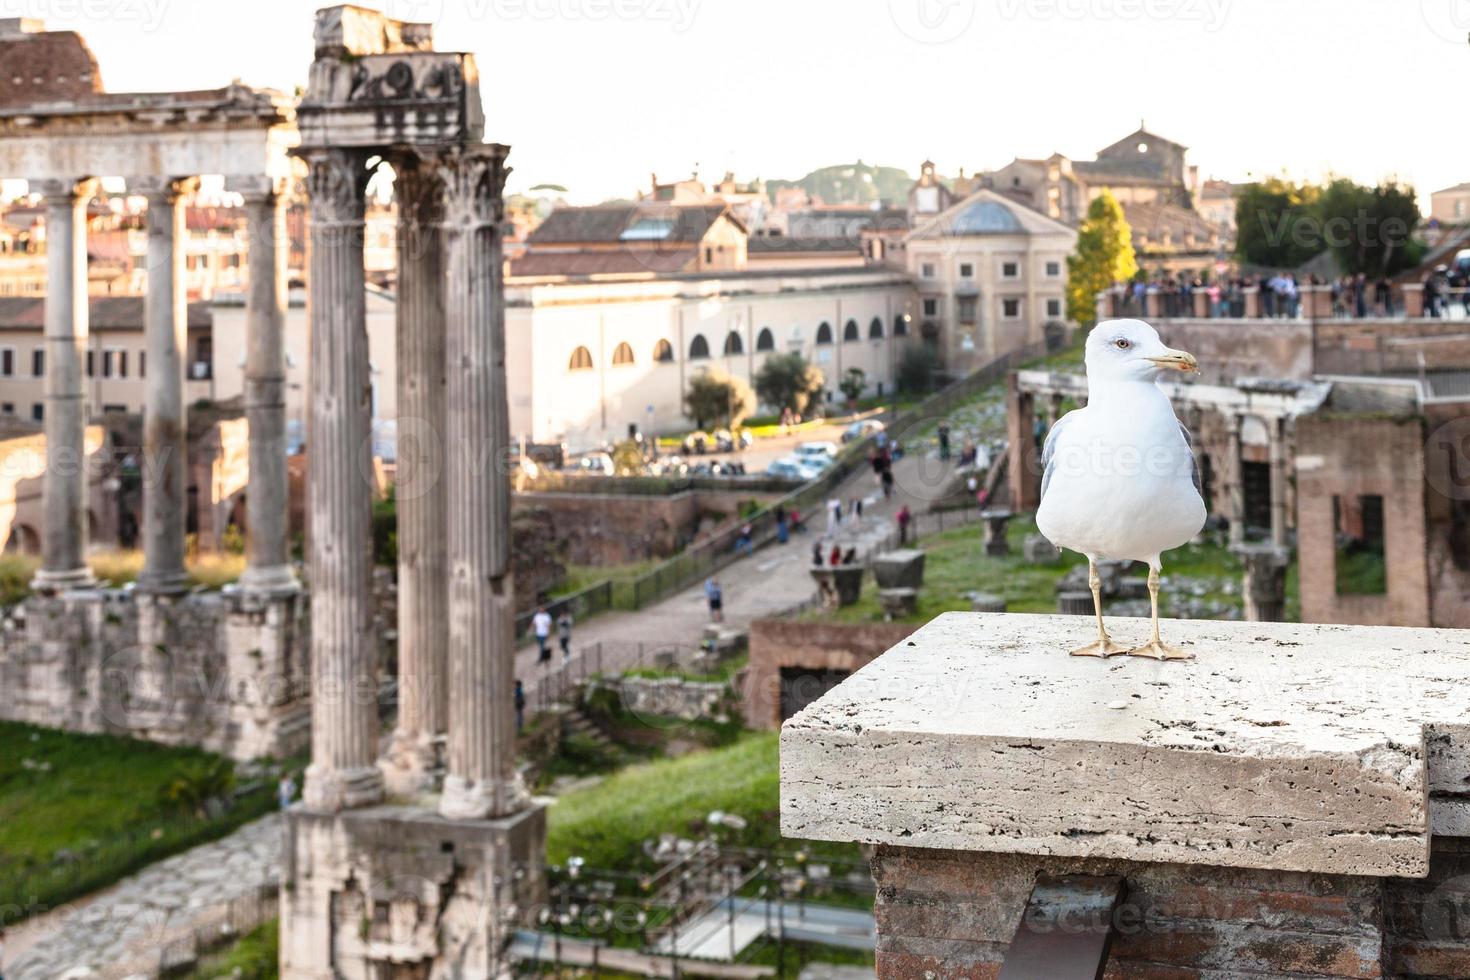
[775,504,789,544]
[812,540,824,566]
[829,543,842,566]
[735,522,754,556]
[557,609,574,663]
[826,497,842,533]
[277,772,297,810]
[514,679,526,732]
[705,576,724,623]
[897,504,912,546]
[937,422,951,461]
[849,497,863,526]
[532,605,553,665]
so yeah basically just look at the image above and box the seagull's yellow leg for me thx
[1070,559,1127,657]
[1128,567,1193,661]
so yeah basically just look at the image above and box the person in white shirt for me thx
[532,606,553,665]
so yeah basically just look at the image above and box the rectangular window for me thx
[1001,262,1019,279]
[86,350,94,377]
[1045,261,1061,277]
[922,297,938,317]
[139,350,146,378]
[1334,494,1387,595]
[1047,299,1062,317]
[957,295,977,325]
[0,347,13,377]
[103,403,127,414]
[101,350,114,379]
[31,403,43,422]
[921,262,936,279]
[1003,298,1021,318]
[958,262,974,278]
[1,402,13,415]
[32,347,43,377]
[118,351,128,378]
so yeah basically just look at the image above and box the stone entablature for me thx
[782,613,1470,878]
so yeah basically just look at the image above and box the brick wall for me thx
[868,838,1470,979]
[743,618,916,729]
[1295,414,1431,626]
[1422,403,1470,630]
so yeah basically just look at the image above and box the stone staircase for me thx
[559,704,614,749]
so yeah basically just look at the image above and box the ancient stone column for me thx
[1268,416,1288,548]
[1225,413,1246,546]
[233,177,299,597]
[381,157,449,793]
[299,147,384,813]
[134,176,198,595]
[30,178,99,594]
[437,144,527,820]
[1234,543,1290,622]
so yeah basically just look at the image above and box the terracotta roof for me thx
[508,248,698,277]
[747,237,862,254]
[0,27,103,108]
[1121,201,1217,247]
[529,203,734,245]
[0,296,211,329]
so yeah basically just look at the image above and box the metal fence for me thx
[514,579,614,642]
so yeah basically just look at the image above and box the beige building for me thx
[1431,182,1470,225]
[0,295,212,419]
[904,188,1075,374]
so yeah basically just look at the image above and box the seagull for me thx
[1036,319,1205,660]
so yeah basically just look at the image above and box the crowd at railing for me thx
[1100,267,1470,321]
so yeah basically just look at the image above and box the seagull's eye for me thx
[1114,338,1131,350]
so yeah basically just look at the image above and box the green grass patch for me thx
[0,722,280,919]
[546,732,859,870]
[0,551,245,604]
[181,918,279,979]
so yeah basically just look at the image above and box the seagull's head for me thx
[1085,319,1198,383]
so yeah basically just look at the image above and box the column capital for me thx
[226,174,292,205]
[33,177,97,205]
[297,146,373,224]
[438,143,510,228]
[129,176,200,205]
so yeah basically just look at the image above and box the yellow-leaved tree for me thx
[1066,190,1138,325]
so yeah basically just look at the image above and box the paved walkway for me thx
[517,447,961,697]
[5,815,281,980]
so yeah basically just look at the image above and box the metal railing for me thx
[514,579,614,642]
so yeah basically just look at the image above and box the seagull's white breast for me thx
[1036,384,1205,563]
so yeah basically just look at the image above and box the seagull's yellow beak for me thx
[1147,348,1198,373]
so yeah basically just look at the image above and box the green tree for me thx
[684,370,754,430]
[1315,177,1421,276]
[838,368,867,405]
[1066,191,1138,324]
[1233,177,1323,269]
[752,352,825,417]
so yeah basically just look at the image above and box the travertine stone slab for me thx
[781,613,1470,878]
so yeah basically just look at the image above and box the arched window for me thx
[688,334,710,360]
[843,319,860,342]
[653,339,674,363]
[755,327,775,352]
[724,331,744,356]
[868,317,884,339]
[815,322,833,345]
[894,315,908,337]
[568,346,593,371]
[611,341,635,366]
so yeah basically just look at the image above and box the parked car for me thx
[766,459,810,481]
[841,419,886,443]
[794,441,839,463]
[682,430,711,454]
[771,454,829,481]
[575,453,615,476]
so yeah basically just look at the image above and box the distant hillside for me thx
[766,161,917,207]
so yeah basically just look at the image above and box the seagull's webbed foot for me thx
[1126,638,1194,661]
[1070,635,1129,658]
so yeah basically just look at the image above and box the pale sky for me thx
[21,0,1469,206]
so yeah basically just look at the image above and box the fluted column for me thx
[1226,413,1246,546]
[381,156,449,793]
[134,176,198,595]
[438,143,527,821]
[31,178,98,594]
[233,177,299,597]
[299,147,384,813]
[1268,416,1288,548]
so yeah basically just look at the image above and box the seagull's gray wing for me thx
[1178,419,1202,495]
[1039,411,1073,503]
